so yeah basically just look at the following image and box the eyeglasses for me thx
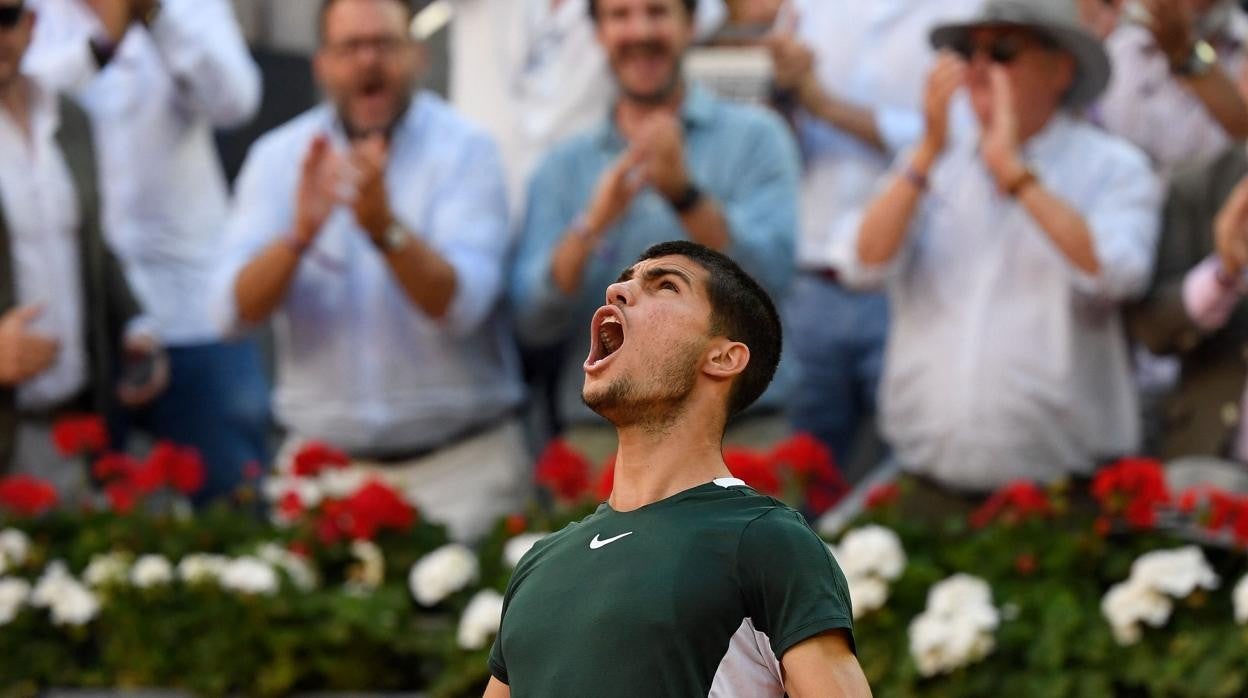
[0,3,26,29]
[950,34,1055,65]
[323,35,410,58]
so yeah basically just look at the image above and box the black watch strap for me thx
[669,182,704,214]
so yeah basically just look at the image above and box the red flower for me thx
[129,460,166,495]
[92,453,139,482]
[535,439,592,502]
[336,480,417,540]
[292,441,351,478]
[1094,516,1111,537]
[970,481,1052,529]
[105,482,137,514]
[0,475,58,516]
[1177,488,1200,514]
[278,491,305,520]
[51,414,109,458]
[158,445,205,495]
[770,434,847,514]
[505,514,528,537]
[724,449,780,495]
[1091,457,1171,530]
[596,454,616,501]
[1014,553,1037,576]
[864,483,901,510]
[288,540,311,558]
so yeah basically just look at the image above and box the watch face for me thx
[1195,41,1217,66]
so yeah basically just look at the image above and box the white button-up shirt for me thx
[844,115,1163,490]
[23,0,261,345]
[214,95,524,455]
[790,0,979,271]
[0,80,87,410]
[1096,12,1248,175]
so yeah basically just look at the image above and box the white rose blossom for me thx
[846,575,889,620]
[129,554,174,589]
[835,525,906,581]
[263,477,324,514]
[457,589,505,651]
[908,574,999,677]
[0,577,31,626]
[83,552,132,588]
[1233,574,1248,625]
[257,544,319,591]
[503,533,547,569]
[220,556,280,596]
[32,563,100,627]
[0,529,30,569]
[1128,546,1220,599]
[409,544,479,607]
[31,561,73,608]
[318,468,369,499]
[1101,580,1173,646]
[177,554,231,585]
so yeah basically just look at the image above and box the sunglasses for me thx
[950,34,1055,65]
[0,3,26,29]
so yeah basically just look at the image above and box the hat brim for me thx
[929,20,1111,108]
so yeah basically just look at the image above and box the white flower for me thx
[457,589,505,651]
[130,554,174,588]
[846,575,889,619]
[82,552,131,588]
[220,556,280,596]
[409,544,479,607]
[1129,546,1220,599]
[0,577,31,626]
[257,544,318,591]
[0,529,30,569]
[30,561,74,608]
[927,574,996,620]
[263,476,324,509]
[177,554,230,585]
[908,574,999,676]
[1101,580,1173,645]
[49,581,100,627]
[346,540,385,593]
[835,525,906,582]
[503,533,546,569]
[318,468,369,499]
[1234,575,1248,625]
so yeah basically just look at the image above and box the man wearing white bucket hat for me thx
[843,0,1163,495]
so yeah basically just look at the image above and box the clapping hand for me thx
[584,147,648,236]
[1214,175,1248,279]
[292,134,348,247]
[1137,0,1196,69]
[81,0,158,42]
[980,65,1027,192]
[919,52,966,157]
[0,306,59,387]
[349,134,394,242]
[766,34,815,93]
[633,112,691,203]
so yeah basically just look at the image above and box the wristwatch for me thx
[1172,40,1217,77]
[377,220,411,254]
[668,182,705,214]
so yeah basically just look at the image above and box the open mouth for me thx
[585,306,626,373]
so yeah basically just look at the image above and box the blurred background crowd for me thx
[3,0,1248,539]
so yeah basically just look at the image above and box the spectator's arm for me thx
[855,143,937,271]
[510,153,584,348]
[1177,64,1248,140]
[407,133,512,337]
[715,113,800,294]
[793,79,887,153]
[143,0,262,128]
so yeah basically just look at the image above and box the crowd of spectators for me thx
[3,0,1248,538]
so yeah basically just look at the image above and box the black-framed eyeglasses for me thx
[0,2,26,30]
[322,35,410,58]
[950,33,1056,65]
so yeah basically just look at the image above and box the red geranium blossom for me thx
[724,448,780,495]
[147,442,206,495]
[105,482,138,514]
[314,480,417,542]
[596,454,616,501]
[92,453,140,482]
[769,434,847,515]
[0,475,58,516]
[535,439,592,502]
[864,483,901,510]
[1091,457,1171,529]
[51,414,109,458]
[970,480,1052,529]
[292,441,351,478]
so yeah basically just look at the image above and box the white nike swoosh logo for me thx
[589,532,634,549]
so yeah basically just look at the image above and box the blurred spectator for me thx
[847,0,1161,495]
[764,0,978,475]
[0,0,165,497]
[1094,0,1248,174]
[450,0,727,211]
[1128,149,1248,462]
[22,0,270,503]
[215,0,525,541]
[510,0,798,460]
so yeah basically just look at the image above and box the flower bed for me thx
[2,420,1247,696]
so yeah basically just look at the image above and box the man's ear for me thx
[703,339,750,381]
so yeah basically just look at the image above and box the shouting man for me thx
[486,241,869,697]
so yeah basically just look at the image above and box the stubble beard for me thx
[583,341,701,435]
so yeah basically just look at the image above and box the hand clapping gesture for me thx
[980,65,1029,193]
[292,133,396,248]
[919,52,966,158]
[1214,176,1248,281]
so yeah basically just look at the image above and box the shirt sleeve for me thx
[737,508,855,660]
[718,111,800,296]
[424,130,514,337]
[145,0,262,128]
[1182,256,1245,331]
[509,148,584,348]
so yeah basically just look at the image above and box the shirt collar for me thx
[1020,111,1074,163]
[596,81,718,148]
[326,91,427,149]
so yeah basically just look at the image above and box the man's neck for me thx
[615,81,686,140]
[0,76,32,138]
[608,413,732,512]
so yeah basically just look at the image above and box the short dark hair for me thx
[633,241,782,420]
[588,0,698,21]
[319,0,414,42]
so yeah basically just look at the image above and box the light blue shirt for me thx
[214,94,524,454]
[511,83,800,425]
[842,114,1163,490]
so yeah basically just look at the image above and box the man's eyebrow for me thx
[641,266,693,287]
[614,267,636,284]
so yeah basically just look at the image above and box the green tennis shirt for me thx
[488,478,854,697]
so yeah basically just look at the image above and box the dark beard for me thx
[613,46,685,106]
[583,343,699,434]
